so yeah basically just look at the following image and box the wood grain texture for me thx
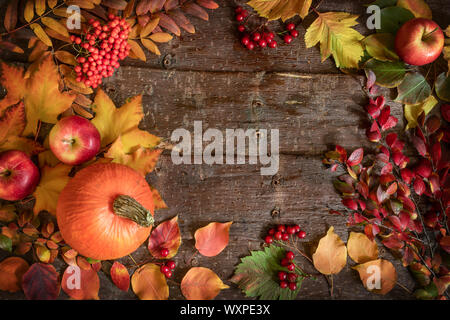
[1,0,449,300]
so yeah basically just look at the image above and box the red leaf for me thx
[424,212,438,228]
[61,266,99,300]
[22,263,60,300]
[381,116,398,131]
[382,234,404,250]
[380,146,390,158]
[149,0,166,13]
[110,262,130,292]
[400,168,415,184]
[399,211,411,231]
[196,0,219,9]
[411,135,427,157]
[426,115,441,133]
[342,198,358,211]
[381,163,393,175]
[431,142,442,166]
[380,173,395,185]
[357,200,366,211]
[354,212,368,224]
[429,173,441,195]
[148,216,181,259]
[183,2,209,21]
[440,236,450,254]
[356,181,369,199]
[413,177,426,195]
[364,224,379,241]
[366,121,381,142]
[386,133,397,148]
[392,151,408,168]
[136,0,152,15]
[376,185,388,203]
[378,105,390,128]
[375,96,386,109]
[195,222,233,257]
[335,145,347,163]
[155,13,181,36]
[366,103,380,119]
[441,104,450,123]
[386,182,398,195]
[347,148,364,166]
[414,159,432,178]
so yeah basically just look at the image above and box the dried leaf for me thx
[195,221,232,257]
[110,262,130,291]
[149,32,173,43]
[181,267,229,300]
[54,50,77,66]
[0,62,27,113]
[353,259,397,295]
[4,1,18,32]
[61,265,100,300]
[22,263,60,300]
[170,10,195,34]
[0,205,17,223]
[41,17,69,37]
[140,17,160,37]
[0,257,29,292]
[347,232,379,264]
[155,13,180,36]
[312,226,347,275]
[128,39,147,61]
[141,38,160,55]
[247,0,312,21]
[131,263,169,300]
[404,95,438,129]
[24,0,35,23]
[151,187,168,209]
[182,2,209,21]
[147,216,181,259]
[30,23,52,47]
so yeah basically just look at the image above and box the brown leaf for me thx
[131,263,169,300]
[196,0,219,10]
[41,17,69,37]
[140,17,160,38]
[149,0,166,13]
[124,0,136,18]
[136,0,152,15]
[181,267,229,300]
[347,232,379,263]
[35,0,46,16]
[312,226,347,275]
[128,39,147,61]
[194,222,232,257]
[149,32,173,43]
[353,259,397,295]
[170,10,195,34]
[141,38,160,55]
[0,257,29,292]
[102,0,128,10]
[183,2,209,21]
[24,0,34,23]
[22,263,60,300]
[54,50,77,65]
[155,13,181,36]
[4,1,18,32]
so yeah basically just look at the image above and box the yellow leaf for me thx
[128,39,146,61]
[347,232,379,264]
[353,259,397,295]
[397,0,432,19]
[119,128,160,153]
[150,187,168,210]
[140,18,160,38]
[305,12,364,69]
[247,0,312,21]
[41,17,69,38]
[312,226,347,275]
[33,164,71,216]
[149,32,173,43]
[0,62,27,114]
[363,33,399,62]
[141,38,160,56]
[47,0,57,9]
[181,267,229,300]
[38,150,60,167]
[90,89,144,147]
[35,0,46,16]
[24,0,34,23]
[131,263,169,300]
[0,136,43,156]
[23,55,75,135]
[404,95,438,130]
[54,50,77,65]
[30,23,52,47]
[0,102,26,141]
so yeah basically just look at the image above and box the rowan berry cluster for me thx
[70,14,131,88]
[235,6,299,50]
[160,260,176,279]
[278,251,298,290]
[264,224,306,244]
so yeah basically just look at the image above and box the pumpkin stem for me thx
[113,195,154,227]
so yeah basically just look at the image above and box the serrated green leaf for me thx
[396,72,431,104]
[378,7,414,34]
[364,59,408,88]
[0,234,12,252]
[231,245,305,300]
[435,72,450,102]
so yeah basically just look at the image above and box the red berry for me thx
[297,230,306,239]
[290,30,299,38]
[241,36,250,46]
[236,14,245,22]
[284,35,293,44]
[277,225,286,233]
[286,251,294,260]
[238,25,245,32]
[265,235,273,244]
[281,233,289,241]
[280,258,290,266]
[241,10,248,17]
[164,270,172,278]
[287,226,296,235]
[287,273,298,282]
[160,248,169,257]
[108,14,115,20]
[235,6,243,13]
[267,32,275,39]
[274,231,283,240]
[167,261,176,270]
[246,42,255,50]
[160,265,169,273]
[268,41,277,48]
[280,281,288,289]
[268,228,275,235]
[287,263,295,272]
[252,33,261,42]
[278,271,287,281]
[258,40,267,48]
[288,282,297,291]
[294,225,301,233]
[286,23,295,31]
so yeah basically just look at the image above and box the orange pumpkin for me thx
[57,163,155,260]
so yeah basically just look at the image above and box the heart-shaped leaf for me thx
[22,263,60,300]
[396,73,431,105]
[147,216,181,259]
[364,59,408,88]
[312,226,347,275]
[61,265,100,300]
[194,221,232,257]
[347,232,379,264]
[181,267,229,300]
[131,263,169,300]
[353,259,397,295]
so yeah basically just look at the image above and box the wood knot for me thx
[271,207,280,218]
[162,54,175,69]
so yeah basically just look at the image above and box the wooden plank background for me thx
[0,0,449,300]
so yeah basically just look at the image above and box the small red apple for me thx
[0,150,40,201]
[49,115,101,166]
[395,18,444,66]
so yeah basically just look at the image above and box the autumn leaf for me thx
[364,59,408,88]
[151,187,168,210]
[395,72,431,105]
[0,257,29,292]
[147,216,181,259]
[23,55,75,135]
[33,164,72,216]
[0,62,27,114]
[312,226,347,275]
[363,33,399,62]
[61,265,100,300]
[404,95,438,129]
[22,263,60,300]
[195,221,232,257]
[444,27,449,74]
[181,267,229,300]
[0,204,17,223]
[305,12,364,69]
[397,0,432,19]
[131,263,169,300]
[110,261,130,292]
[231,245,305,300]
[353,259,397,294]
[247,0,312,21]
[347,232,379,264]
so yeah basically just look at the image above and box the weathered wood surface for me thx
[0,0,449,300]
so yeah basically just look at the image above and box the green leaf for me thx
[366,0,397,8]
[414,282,438,300]
[378,7,414,34]
[0,234,12,252]
[435,72,450,102]
[333,179,355,194]
[231,245,306,300]
[364,59,408,88]
[395,72,431,104]
[363,33,399,62]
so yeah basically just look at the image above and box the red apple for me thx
[49,115,101,166]
[395,18,444,66]
[0,150,40,201]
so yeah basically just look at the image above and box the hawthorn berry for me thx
[238,25,246,32]
[160,248,169,257]
[258,40,267,48]
[274,231,283,240]
[288,282,297,291]
[160,265,170,274]
[277,225,286,233]
[286,251,294,260]
[290,30,299,38]
[280,258,290,266]
[167,261,176,270]
[278,271,287,281]
[246,42,255,50]
[164,270,173,278]
[265,235,273,244]
[294,225,301,233]
[268,228,275,235]
[284,35,293,44]
[286,23,295,31]
[236,14,245,22]
[297,230,306,239]
[287,273,298,282]
[252,33,261,42]
[280,281,288,289]
[281,233,289,241]
[287,263,295,272]
[268,41,277,48]
[287,226,296,235]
